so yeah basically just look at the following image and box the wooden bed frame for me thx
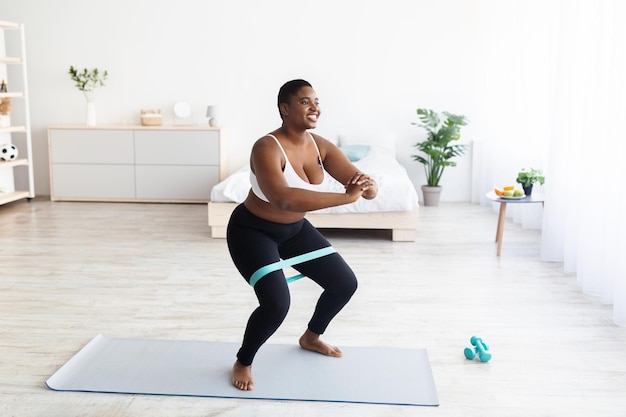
[207,202,419,241]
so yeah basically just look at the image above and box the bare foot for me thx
[299,329,343,357]
[232,360,254,391]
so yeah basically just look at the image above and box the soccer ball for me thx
[0,143,18,161]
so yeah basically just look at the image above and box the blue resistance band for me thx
[248,246,337,288]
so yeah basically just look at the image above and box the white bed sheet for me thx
[210,150,419,214]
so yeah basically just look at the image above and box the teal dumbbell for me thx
[464,336,492,362]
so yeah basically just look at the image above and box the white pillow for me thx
[337,132,396,157]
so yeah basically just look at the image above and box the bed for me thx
[207,134,420,241]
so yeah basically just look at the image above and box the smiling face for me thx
[280,86,321,129]
[280,87,321,129]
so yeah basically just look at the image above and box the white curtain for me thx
[474,0,626,325]
[472,0,557,228]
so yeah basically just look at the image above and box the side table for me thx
[486,191,544,256]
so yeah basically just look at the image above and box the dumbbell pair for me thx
[464,336,492,362]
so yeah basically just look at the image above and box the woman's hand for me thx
[345,172,377,201]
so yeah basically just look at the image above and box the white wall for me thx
[0,0,483,201]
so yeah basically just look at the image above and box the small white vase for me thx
[86,101,96,126]
[0,114,10,127]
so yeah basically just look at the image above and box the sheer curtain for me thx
[542,0,626,325]
[474,0,626,325]
[472,0,557,228]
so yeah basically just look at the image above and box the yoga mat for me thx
[46,334,439,406]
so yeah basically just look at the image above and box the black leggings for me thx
[227,204,358,366]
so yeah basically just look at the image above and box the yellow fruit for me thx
[503,185,515,191]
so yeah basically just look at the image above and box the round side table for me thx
[486,191,544,256]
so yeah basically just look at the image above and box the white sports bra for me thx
[250,133,331,203]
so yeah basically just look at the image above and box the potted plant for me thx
[68,66,108,126]
[516,168,545,196]
[411,108,469,206]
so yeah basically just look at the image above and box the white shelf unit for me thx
[0,20,35,205]
[48,125,225,203]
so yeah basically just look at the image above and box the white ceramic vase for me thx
[86,101,96,126]
[0,114,10,128]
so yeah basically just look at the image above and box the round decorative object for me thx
[173,101,192,118]
[0,143,18,161]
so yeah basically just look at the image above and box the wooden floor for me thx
[1,199,625,417]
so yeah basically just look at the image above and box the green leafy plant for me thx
[516,168,545,187]
[68,66,108,97]
[411,108,469,187]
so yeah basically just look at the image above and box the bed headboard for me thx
[337,132,396,157]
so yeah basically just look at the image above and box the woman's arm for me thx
[312,135,378,200]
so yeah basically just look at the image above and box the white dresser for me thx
[48,125,225,202]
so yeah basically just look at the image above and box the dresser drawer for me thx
[134,130,220,165]
[135,165,220,200]
[51,164,135,199]
[49,130,134,164]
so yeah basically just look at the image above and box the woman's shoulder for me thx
[251,134,284,162]
[309,133,340,157]
[252,134,278,149]
[308,132,336,148]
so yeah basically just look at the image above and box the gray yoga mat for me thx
[46,334,439,406]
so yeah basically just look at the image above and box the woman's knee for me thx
[339,272,358,300]
[262,296,290,322]
[328,258,358,299]
[255,275,291,321]
[323,268,358,302]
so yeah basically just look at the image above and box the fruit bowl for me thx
[500,194,526,200]
[494,185,525,198]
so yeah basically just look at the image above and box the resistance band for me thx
[249,246,337,287]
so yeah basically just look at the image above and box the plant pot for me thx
[421,185,443,207]
[522,184,533,196]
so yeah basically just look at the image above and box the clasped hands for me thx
[345,171,377,200]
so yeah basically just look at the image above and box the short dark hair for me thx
[277,79,312,118]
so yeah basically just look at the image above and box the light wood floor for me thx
[1,199,625,417]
